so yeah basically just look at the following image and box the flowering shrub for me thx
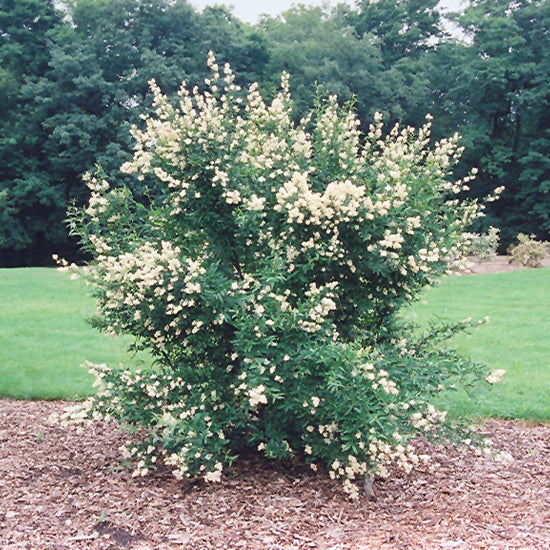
[465,226,500,262]
[65,53,493,498]
[508,233,549,268]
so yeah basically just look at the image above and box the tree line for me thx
[1,0,548,266]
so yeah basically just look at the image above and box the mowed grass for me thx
[1,267,549,421]
[407,268,550,421]
[0,268,149,400]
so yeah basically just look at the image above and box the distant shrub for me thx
[465,226,500,262]
[508,234,549,268]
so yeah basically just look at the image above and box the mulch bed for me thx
[461,255,550,275]
[1,400,549,549]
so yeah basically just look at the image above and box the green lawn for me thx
[1,267,549,421]
[0,268,148,400]
[407,268,550,421]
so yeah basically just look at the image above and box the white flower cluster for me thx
[298,282,339,334]
[275,172,368,227]
[410,403,448,430]
[329,456,369,500]
[485,369,505,384]
[366,436,430,480]
[248,384,268,408]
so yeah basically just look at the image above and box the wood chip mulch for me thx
[461,255,550,275]
[1,400,549,549]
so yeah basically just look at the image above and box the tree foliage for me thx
[439,0,550,245]
[0,0,67,262]
[1,0,549,264]
[0,0,268,265]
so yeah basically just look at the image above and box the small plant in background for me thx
[465,226,500,262]
[61,54,496,499]
[508,233,549,268]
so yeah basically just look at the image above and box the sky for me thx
[189,0,467,24]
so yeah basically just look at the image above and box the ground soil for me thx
[1,257,549,549]
[461,254,550,275]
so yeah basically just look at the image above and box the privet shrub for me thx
[508,233,549,268]
[64,54,493,499]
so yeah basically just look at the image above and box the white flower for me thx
[248,385,268,408]
[246,194,266,211]
[204,462,223,482]
[486,369,505,384]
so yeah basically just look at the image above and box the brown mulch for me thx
[1,400,549,550]
[2,256,550,549]
[461,254,550,275]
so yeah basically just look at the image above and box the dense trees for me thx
[0,0,268,265]
[259,6,385,127]
[1,0,548,265]
[0,0,67,263]
[441,0,550,244]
